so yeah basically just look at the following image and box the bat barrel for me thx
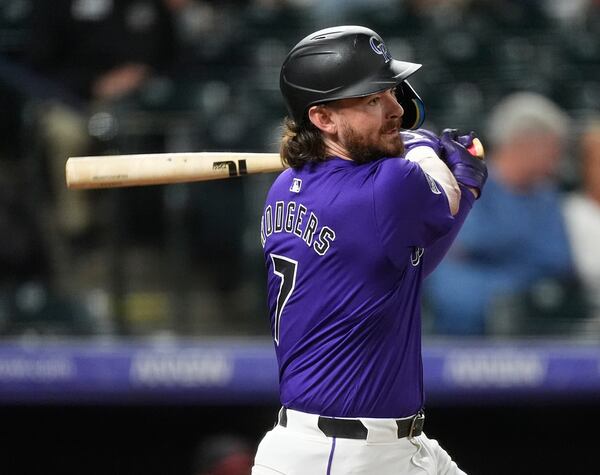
[66,152,285,189]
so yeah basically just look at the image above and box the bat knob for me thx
[467,137,485,159]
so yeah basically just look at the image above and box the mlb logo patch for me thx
[290,178,302,193]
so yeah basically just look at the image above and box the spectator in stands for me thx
[191,434,253,475]
[26,0,176,293]
[541,0,598,26]
[562,118,600,327]
[424,92,575,335]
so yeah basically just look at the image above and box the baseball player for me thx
[253,26,487,475]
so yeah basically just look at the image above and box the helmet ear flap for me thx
[397,81,426,130]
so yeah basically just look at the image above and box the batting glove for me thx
[440,129,488,198]
[400,128,442,156]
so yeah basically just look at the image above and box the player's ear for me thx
[308,105,337,135]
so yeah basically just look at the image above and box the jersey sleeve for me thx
[372,158,455,268]
[423,185,476,277]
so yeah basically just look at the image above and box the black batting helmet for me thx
[280,25,426,130]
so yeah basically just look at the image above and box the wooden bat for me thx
[65,152,286,189]
[466,138,485,159]
[66,137,484,190]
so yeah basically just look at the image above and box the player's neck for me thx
[323,137,352,161]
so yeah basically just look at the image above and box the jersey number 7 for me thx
[270,254,298,345]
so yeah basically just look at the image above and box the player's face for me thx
[332,88,405,163]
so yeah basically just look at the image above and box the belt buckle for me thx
[408,410,425,438]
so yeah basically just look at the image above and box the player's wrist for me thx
[466,186,479,199]
[401,129,442,157]
[404,145,440,161]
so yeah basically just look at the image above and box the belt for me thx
[278,407,424,440]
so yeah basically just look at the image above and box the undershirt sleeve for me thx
[404,146,461,216]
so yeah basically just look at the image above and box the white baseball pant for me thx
[252,408,466,475]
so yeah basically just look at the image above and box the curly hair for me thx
[280,117,328,169]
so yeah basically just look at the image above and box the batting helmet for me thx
[280,25,426,129]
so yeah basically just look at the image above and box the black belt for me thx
[278,407,424,440]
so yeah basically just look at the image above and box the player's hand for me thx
[439,129,488,198]
[400,129,442,156]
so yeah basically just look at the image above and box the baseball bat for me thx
[467,138,485,159]
[66,137,485,190]
[65,152,286,189]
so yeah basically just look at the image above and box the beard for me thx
[341,120,405,164]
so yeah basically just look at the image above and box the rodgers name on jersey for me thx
[261,200,336,256]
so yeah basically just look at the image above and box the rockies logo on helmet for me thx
[369,37,392,63]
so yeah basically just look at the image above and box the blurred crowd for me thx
[0,0,599,339]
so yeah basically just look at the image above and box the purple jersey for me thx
[260,156,459,418]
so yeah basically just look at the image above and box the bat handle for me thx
[467,137,485,159]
